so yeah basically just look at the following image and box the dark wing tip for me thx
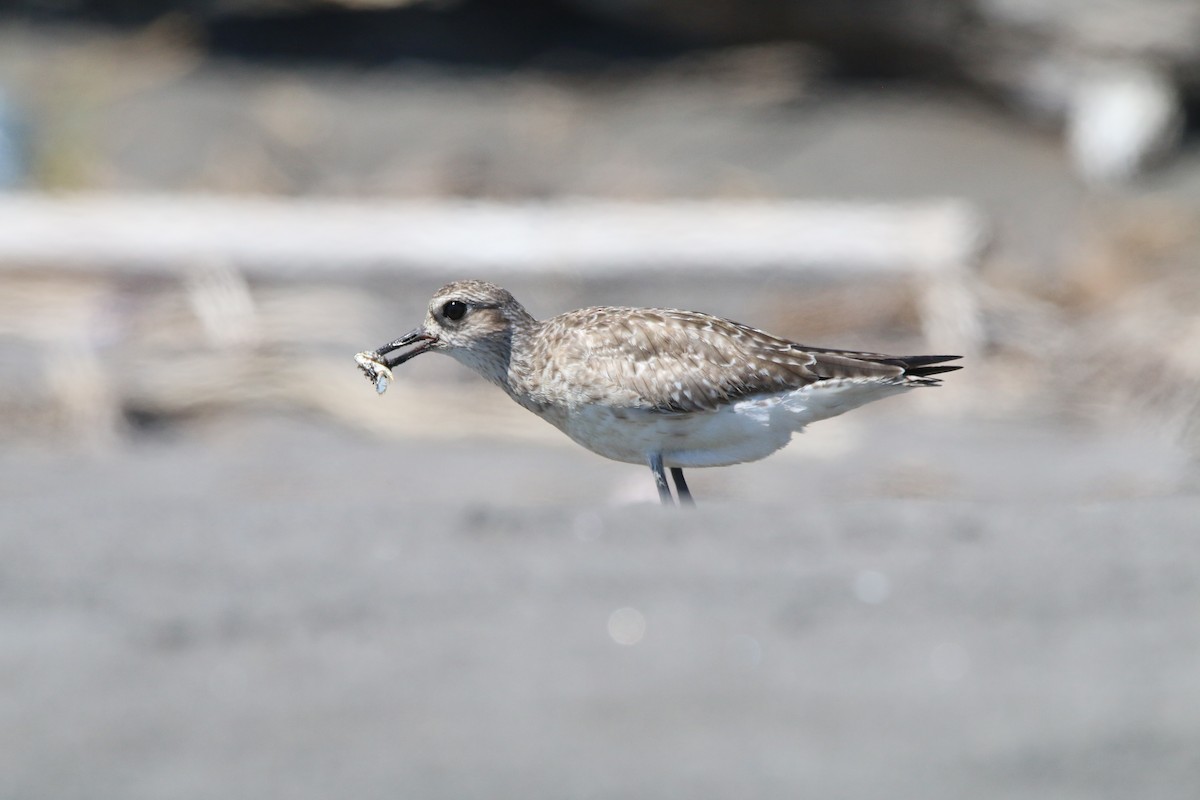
[883,354,962,380]
[907,363,963,378]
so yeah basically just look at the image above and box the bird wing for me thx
[540,308,949,414]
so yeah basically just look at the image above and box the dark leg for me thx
[648,453,674,507]
[670,468,695,507]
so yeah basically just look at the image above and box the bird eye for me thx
[442,300,468,321]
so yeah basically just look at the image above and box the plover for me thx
[355,280,961,506]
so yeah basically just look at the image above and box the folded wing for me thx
[544,308,961,414]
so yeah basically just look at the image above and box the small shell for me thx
[354,352,395,396]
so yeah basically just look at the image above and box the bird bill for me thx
[354,352,394,395]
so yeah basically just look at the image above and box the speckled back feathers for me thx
[424,280,960,415]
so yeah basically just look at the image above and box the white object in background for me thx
[1067,63,1183,184]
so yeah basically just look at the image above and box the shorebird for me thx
[355,280,961,506]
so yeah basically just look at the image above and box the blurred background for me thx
[2,2,1198,798]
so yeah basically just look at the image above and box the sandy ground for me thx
[2,410,1198,800]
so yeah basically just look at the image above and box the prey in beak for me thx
[354,328,438,395]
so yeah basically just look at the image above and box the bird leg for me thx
[648,453,674,507]
[670,467,695,507]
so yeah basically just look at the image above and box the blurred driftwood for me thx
[0,192,985,444]
[0,192,983,276]
[0,191,986,347]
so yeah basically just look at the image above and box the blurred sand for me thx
[2,412,1197,800]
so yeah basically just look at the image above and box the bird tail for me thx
[799,346,963,386]
[882,354,963,383]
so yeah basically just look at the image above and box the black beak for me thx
[374,328,438,368]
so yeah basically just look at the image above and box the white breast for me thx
[554,378,911,468]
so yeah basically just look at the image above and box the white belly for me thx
[552,379,911,468]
